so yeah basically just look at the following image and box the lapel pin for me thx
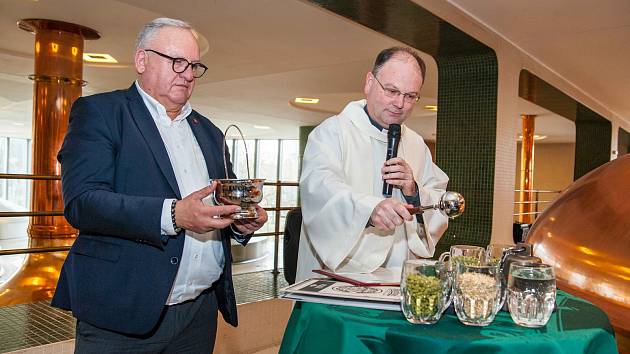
[192,118,199,124]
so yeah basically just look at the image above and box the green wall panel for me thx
[574,104,612,180]
[618,128,630,156]
[435,52,498,255]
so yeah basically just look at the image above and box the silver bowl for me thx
[213,178,265,219]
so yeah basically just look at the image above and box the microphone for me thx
[382,124,401,198]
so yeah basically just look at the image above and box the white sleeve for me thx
[299,119,382,271]
[407,145,449,257]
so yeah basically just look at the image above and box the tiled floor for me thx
[0,302,74,353]
[0,270,288,354]
[234,269,289,304]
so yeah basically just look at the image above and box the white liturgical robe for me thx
[296,99,449,282]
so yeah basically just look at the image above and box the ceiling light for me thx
[11,122,25,126]
[295,97,319,104]
[83,53,118,63]
[517,134,547,141]
[424,105,438,111]
[253,125,270,130]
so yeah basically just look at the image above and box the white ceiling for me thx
[1,0,626,143]
[449,0,630,120]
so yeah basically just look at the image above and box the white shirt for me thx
[135,81,224,305]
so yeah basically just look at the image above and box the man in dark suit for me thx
[52,18,268,353]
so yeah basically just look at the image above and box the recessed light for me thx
[253,125,270,130]
[83,53,118,63]
[424,105,438,111]
[295,97,319,104]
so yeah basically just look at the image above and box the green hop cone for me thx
[406,274,441,317]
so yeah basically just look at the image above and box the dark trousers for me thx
[75,289,218,353]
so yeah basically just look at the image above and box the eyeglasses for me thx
[372,75,420,103]
[144,49,208,78]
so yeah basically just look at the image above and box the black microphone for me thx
[382,124,401,197]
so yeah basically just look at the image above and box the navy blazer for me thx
[51,84,248,335]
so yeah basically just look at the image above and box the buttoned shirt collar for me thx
[135,81,192,126]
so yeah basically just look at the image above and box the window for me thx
[226,138,300,233]
[229,139,256,179]
[1,137,32,208]
[279,140,299,216]
[256,140,279,181]
[0,138,7,201]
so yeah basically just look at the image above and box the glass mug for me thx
[485,243,514,309]
[438,245,485,269]
[485,243,514,266]
[401,260,452,324]
[507,263,556,328]
[453,263,502,326]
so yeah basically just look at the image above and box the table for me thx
[279,290,618,354]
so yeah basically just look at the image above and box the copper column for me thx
[19,19,99,239]
[518,115,536,223]
[0,20,99,306]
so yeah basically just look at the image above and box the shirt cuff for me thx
[403,183,421,206]
[161,199,177,235]
[230,224,249,243]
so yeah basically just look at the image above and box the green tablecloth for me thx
[279,290,617,354]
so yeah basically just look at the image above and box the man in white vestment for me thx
[296,47,449,282]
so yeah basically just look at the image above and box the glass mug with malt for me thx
[453,263,502,326]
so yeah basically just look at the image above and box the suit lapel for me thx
[187,112,226,180]
[125,85,182,199]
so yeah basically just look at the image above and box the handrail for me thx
[0,207,294,218]
[0,178,299,275]
[0,232,283,257]
[263,181,299,186]
[513,201,553,205]
[513,189,561,220]
[513,211,543,216]
[0,246,71,256]
[0,211,64,217]
[514,189,561,193]
[0,173,60,180]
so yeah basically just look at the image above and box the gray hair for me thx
[135,18,193,51]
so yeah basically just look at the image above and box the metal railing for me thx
[0,173,298,275]
[513,189,561,218]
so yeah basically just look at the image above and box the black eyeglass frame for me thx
[372,74,420,103]
[144,49,208,78]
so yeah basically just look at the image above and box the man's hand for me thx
[382,157,417,196]
[174,181,241,234]
[369,198,413,232]
[233,205,269,235]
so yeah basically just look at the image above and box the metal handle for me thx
[222,124,251,179]
[406,191,465,219]
[406,205,439,215]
